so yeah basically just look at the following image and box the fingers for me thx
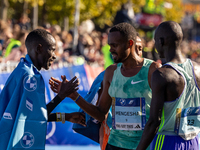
[61,75,66,83]
[69,76,79,83]
[49,77,62,94]
[61,75,69,82]
[79,114,86,127]
[49,79,60,87]
[80,120,86,127]
[50,86,59,93]
[69,76,80,91]
[50,77,61,84]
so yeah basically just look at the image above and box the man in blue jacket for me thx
[0,29,83,150]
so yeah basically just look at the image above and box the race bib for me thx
[112,97,146,131]
[174,106,200,140]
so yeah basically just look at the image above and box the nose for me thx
[52,52,56,60]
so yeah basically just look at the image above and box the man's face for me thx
[108,31,129,63]
[38,35,56,70]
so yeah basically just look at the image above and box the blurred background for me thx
[0,0,200,68]
[0,0,200,149]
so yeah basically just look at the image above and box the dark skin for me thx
[48,36,145,139]
[136,21,200,150]
[26,31,84,125]
[48,112,86,126]
[49,31,161,124]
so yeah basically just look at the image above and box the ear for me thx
[129,40,134,47]
[36,44,42,54]
[159,38,164,46]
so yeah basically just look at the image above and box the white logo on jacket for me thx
[23,75,37,91]
[20,132,34,148]
[3,112,12,120]
[26,99,33,111]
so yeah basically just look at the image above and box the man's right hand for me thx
[49,75,79,100]
[49,76,62,93]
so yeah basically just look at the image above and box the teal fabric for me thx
[108,58,153,149]
[0,54,47,150]
[158,59,200,139]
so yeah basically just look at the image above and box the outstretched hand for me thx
[49,76,62,93]
[50,75,79,100]
[67,112,86,127]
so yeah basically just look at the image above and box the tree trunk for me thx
[72,0,80,53]
[41,2,48,26]
[32,0,38,29]
[0,0,9,21]
[23,0,28,16]
[63,17,69,31]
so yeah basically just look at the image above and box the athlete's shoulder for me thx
[148,61,162,77]
[155,65,182,83]
[105,63,118,73]
[150,61,162,69]
[104,63,118,83]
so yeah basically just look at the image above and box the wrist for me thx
[71,92,79,100]
[72,93,80,102]
[61,112,65,124]
[57,93,65,100]
[56,112,65,124]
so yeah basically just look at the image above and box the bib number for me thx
[112,97,146,131]
[174,107,200,140]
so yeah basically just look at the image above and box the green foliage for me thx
[164,0,184,23]
[7,0,184,29]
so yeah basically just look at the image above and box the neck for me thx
[121,56,144,70]
[28,53,41,71]
[165,48,186,64]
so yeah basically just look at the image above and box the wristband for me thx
[56,112,61,122]
[73,94,80,102]
[61,113,65,124]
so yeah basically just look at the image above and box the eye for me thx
[111,43,118,48]
[139,46,143,50]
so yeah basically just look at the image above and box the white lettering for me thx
[116,111,140,116]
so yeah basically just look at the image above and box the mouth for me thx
[49,60,54,66]
[111,53,117,59]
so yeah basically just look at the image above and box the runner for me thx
[53,22,161,150]
[136,21,200,150]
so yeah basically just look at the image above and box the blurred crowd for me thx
[0,13,200,73]
[0,16,108,71]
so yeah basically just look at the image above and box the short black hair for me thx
[109,22,137,42]
[25,29,53,51]
[157,21,183,42]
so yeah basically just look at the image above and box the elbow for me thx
[95,108,106,122]
[146,118,161,131]
[98,115,105,122]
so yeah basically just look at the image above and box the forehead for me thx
[108,31,123,44]
[136,36,142,42]
[45,35,56,47]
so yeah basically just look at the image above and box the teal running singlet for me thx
[151,59,200,150]
[108,58,153,149]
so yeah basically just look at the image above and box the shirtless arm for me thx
[148,61,162,88]
[136,69,166,150]
[70,65,116,122]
